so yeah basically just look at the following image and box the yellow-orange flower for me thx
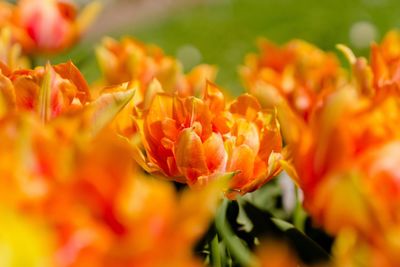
[0,61,90,120]
[134,82,282,195]
[0,109,223,267]
[370,30,400,97]
[225,94,282,194]
[284,80,400,266]
[96,36,217,97]
[240,39,342,122]
[0,27,30,70]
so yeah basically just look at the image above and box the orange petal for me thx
[53,61,91,103]
[174,128,208,184]
[228,144,255,190]
[229,94,261,121]
[0,71,16,111]
[203,81,225,113]
[146,93,174,140]
[203,132,227,173]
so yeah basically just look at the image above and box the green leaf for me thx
[215,198,258,267]
[210,234,222,267]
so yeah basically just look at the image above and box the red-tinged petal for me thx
[161,117,179,141]
[20,0,70,50]
[228,144,256,190]
[52,61,91,103]
[203,132,227,173]
[203,81,225,113]
[13,76,39,110]
[229,94,261,121]
[212,111,232,134]
[174,128,208,184]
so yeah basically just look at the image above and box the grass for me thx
[52,0,400,95]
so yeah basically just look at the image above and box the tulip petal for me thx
[90,83,136,135]
[229,94,261,121]
[175,128,208,184]
[203,132,227,173]
[228,144,255,190]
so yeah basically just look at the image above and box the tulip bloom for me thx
[0,61,90,120]
[2,0,101,53]
[96,36,217,97]
[134,82,282,195]
[286,81,400,264]
[240,39,341,122]
[370,30,400,97]
[0,108,224,266]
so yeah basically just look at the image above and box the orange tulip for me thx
[14,0,100,52]
[370,30,400,98]
[0,0,101,53]
[284,77,400,265]
[134,81,282,195]
[240,39,342,122]
[0,108,224,266]
[96,36,217,97]
[0,61,90,120]
[225,94,282,195]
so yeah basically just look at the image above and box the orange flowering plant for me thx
[132,81,283,196]
[277,32,400,266]
[0,0,101,53]
[2,1,400,266]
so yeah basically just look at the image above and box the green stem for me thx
[215,198,258,267]
[210,234,221,267]
[293,187,307,232]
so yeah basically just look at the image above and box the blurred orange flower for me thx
[96,36,217,97]
[285,81,400,264]
[0,61,90,120]
[0,110,223,267]
[0,0,100,53]
[240,39,342,123]
[370,30,400,97]
[0,27,30,70]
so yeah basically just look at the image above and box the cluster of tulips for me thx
[1,0,400,266]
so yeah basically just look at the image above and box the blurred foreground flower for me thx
[0,110,225,266]
[286,39,400,265]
